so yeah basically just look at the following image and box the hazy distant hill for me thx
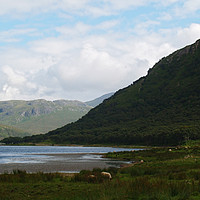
[0,99,91,137]
[3,39,200,145]
[85,92,114,107]
[0,93,115,139]
[0,124,31,140]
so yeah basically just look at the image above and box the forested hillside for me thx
[2,39,200,145]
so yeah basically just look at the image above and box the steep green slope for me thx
[0,99,91,135]
[14,107,90,134]
[0,124,31,140]
[2,39,200,145]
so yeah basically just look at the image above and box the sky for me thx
[0,0,200,101]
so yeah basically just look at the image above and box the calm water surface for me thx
[0,146,140,164]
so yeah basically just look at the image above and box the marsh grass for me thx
[0,170,64,183]
[0,145,200,199]
[73,167,118,183]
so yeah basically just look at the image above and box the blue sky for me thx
[0,0,200,101]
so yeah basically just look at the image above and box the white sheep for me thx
[88,175,96,178]
[101,172,112,180]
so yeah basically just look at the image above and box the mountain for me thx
[0,124,31,140]
[2,39,200,145]
[85,92,114,107]
[0,99,91,137]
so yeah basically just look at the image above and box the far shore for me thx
[0,142,149,149]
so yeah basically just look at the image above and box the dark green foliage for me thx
[0,170,63,184]
[1,136,23,144]
[2,39,200,146]
[73,167,118,183]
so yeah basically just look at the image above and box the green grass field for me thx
[0,142,200,199]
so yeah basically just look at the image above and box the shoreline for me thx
[0,143,149,149]
[0,153,131,174]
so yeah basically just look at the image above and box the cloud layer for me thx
[0,1,200,101]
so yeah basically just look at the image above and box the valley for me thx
[4,39,200,146]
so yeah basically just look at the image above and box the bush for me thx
[73,168,115,183]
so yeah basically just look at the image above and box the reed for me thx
[0,144,200,199]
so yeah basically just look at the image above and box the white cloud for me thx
[2,66,26,86]
[133,20,161,35]
[176,24,200,45]
[180,0,200,14]
[1,84,20,100]
[104,0,147,10]
[0,0,56,15]
[173,0,200,17]
[56,23,91,37]
[0,22,200,101]
[0,0,199,101]
[0,28,37,43]
[96,20,119,30]
[0,65,37,100]
[158,0,180,7]
[30,38,72,55]
[160,23,200,48]
[0,0,190,17]
[0,0,91,16]
[59,0,90,11]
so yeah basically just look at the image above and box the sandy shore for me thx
[0,153,128,174]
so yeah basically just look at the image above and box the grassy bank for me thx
[0,142,200,199]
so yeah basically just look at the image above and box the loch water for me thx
[0,146,141,173]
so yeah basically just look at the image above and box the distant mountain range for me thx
[0,94,114,139]
[0,99,91,139]
[0,124,31,140]
[85,92,114,107]
[6,39,200,146]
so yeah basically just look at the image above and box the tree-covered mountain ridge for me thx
[2,39,200,145]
